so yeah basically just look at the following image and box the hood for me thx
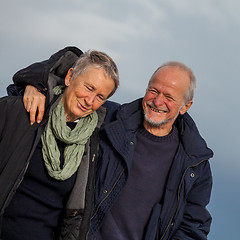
[175,113,214,163]
[117,98,214,163]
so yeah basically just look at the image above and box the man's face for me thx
[62,67,115,121]
[142,66,192,135]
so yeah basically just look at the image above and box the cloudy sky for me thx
[1,0,239,239]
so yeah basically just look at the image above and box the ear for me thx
[65,68,73,86]
[180,100,193,115]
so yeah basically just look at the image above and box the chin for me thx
[144,115,164,128]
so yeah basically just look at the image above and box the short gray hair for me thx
[71,50,119,98]
[149,61,196,102]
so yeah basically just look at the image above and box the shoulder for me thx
[176,113,214,161]
[0,95,24,107]
[0,96,29,131]
[103,100,121,111]
[0,96,27,119]
[102,100,121,123]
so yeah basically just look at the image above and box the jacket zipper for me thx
[159,158,209,240]
[1,96,59,216]
[85,168,126,239]
[1,160,30,216]
[84,153,98,240]
[0,126,43,216]
[91,168,126,220]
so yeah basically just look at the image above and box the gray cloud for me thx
[1,1,239,238]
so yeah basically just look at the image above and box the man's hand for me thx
[24,85,46,125]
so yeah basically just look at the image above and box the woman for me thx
[0,49,119,240]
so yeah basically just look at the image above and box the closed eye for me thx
[86,86,93,91]
[84,84,94,92]
[165,94,175,101]
[148,88,159,94]
[97,95,105,102]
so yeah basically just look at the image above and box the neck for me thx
[65,114,79,122]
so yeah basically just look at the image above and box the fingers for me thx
[29,103,37,125]
[23,85,46,125]
[36,97,45,124]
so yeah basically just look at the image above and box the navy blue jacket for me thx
[89,98,213,240]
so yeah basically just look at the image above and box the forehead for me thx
[73,67,115,95]
[74,67,108,84]
[149,66,190,92]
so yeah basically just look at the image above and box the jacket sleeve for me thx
[171,161,213,240]
[0,97,8,140]
[8,46,83,96]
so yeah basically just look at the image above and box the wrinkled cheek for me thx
[142,100,149,112]
[142,104,150,117]
[92,102,103,112]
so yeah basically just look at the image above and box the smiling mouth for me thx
[78,101,88,111]
[149,105,168,113]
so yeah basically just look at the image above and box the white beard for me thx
[143,108,180,128]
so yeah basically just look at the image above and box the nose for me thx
[85,93,95,106]
[153,94,165,106]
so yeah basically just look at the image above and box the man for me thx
[9,48,213,239]
[0,47,119,240]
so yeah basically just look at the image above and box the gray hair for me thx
[149,61,196,102]
[71,50,119,98]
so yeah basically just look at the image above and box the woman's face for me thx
[62,67,115,122]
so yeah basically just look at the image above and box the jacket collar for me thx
[175,113,213,164]
[106,98,213,165]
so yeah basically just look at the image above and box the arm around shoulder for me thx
[11,46,83,94]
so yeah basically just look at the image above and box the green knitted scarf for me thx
[41,98,98,181]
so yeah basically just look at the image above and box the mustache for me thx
[146,101,169,113]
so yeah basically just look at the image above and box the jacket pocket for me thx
[58,209,84,240]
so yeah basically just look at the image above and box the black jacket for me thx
[1,47,105,240]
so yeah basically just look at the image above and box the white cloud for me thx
[0,0,170,47]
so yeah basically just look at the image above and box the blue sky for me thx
[1,0,239,239]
